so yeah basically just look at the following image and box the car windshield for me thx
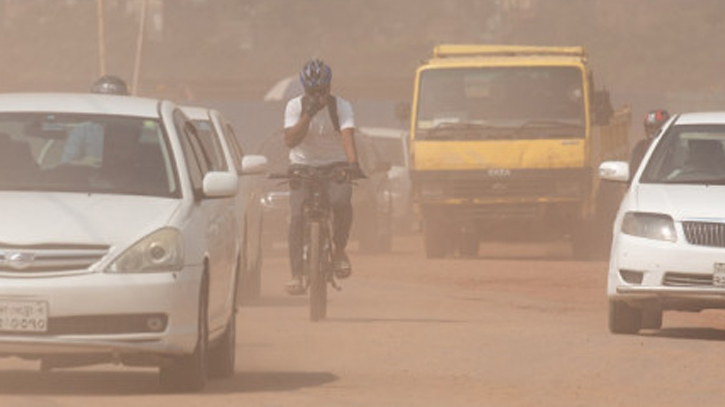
[415,67,585,140]
[0,112,179,197]
[641,124,725,185]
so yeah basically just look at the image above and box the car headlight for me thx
[107,228,184,273]
[621,212,677,242]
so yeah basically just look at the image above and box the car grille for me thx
[682,221,725,248]
[0,245,109,274]
[663,272,713,287]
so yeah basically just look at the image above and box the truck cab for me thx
[408,45,629,258]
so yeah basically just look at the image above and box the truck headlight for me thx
[107,228,184,273]
[622,212,676,242]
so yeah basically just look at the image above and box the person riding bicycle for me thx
[630,109,670,178]
[283,59,363,295]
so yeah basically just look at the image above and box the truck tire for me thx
[458,228,479,257]
[424,218,447,259]
[608,300,642,334]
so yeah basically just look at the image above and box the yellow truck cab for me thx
[408,44,630,258]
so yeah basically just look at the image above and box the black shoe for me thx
[333,250,352,279]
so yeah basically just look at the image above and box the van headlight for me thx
[107,228,184,273]
[622,212,676,242]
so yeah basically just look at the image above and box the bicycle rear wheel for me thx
[308,221,328,321]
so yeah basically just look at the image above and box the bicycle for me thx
[271,165,360,321]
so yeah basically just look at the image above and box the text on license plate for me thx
[0,300,48,332]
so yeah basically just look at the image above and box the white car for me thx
[0,93,243,391]
[600,111,725,334]
[181,106,267,302]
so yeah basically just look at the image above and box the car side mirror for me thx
[598,161,629,183]
[202,171,238,198]
[241,154,268,175]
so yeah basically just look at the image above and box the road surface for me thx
[2,235,725,406]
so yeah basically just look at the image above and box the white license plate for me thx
[714,263,725,287]
[0,300,48,333]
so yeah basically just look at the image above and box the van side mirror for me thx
[395,102,411,123]
[592,90,614,126]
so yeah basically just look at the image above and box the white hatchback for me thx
[600,112,725,334]
[0,93,241,391]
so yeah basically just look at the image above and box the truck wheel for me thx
[458,228,479,257]
[424,218,447,259]
[608,300,642,334]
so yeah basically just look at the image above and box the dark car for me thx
[256,129,393,254]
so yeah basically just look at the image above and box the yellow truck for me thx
[407,44,630,258]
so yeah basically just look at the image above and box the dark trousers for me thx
[288,174,352,277]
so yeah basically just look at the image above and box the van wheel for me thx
[608,300,642,334]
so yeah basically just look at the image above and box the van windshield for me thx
[416,66,585,140]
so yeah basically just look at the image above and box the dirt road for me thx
[2,235,725,406]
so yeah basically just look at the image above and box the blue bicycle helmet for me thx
[299,59,332,91]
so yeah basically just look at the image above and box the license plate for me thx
[0,300,48,333]
[714,263,725,287]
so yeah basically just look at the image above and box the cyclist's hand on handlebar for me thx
[343,162,366,181]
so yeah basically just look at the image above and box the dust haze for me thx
[0,1,722,110]
[2,1,725,406]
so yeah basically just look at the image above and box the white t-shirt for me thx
[284,95,354,166]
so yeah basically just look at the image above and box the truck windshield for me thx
[416,67,585,140]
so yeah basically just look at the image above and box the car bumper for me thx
[0,266,202,359]
[609,233,725,308]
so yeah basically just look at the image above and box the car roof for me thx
[675,112,725,126]
[0,93,164,118]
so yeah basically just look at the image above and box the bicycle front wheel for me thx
[308,221,328,321]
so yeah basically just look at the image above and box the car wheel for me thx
[159,276,209,392]
[208,311,236,379]
[608,300,642,335]
[239,219,262,303]
[641,309,663,330]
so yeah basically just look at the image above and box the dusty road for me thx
[2,235,725,406]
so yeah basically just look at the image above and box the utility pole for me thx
[131,0,148,96]
[97,0,106,77]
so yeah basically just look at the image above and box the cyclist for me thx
[630,109,670,178]
[283,59,363,295]
[62,75,130,164]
